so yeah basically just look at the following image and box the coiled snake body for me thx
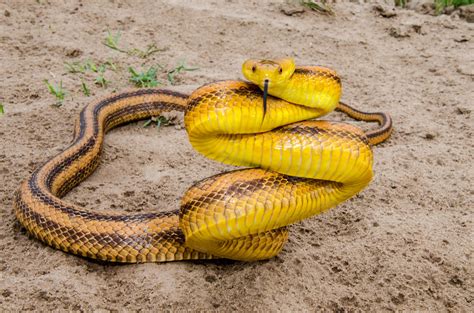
[13,58,392,262]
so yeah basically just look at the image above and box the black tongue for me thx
[262,79,269,122]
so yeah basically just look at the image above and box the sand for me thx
[0,0,473,311]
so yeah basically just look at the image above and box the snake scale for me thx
[13,58,392,262]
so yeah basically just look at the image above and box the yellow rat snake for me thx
[13,58,392,262]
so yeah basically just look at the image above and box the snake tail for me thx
[336,102,393,146]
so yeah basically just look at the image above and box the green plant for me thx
[167,61,198,85]
[94,75,108,88]
[93,63,108,87]
[129,43,164,59]
[300,0,334,15]
[143,115,172,129]
[64,61,87,73]
[104,31,127,53]
[83,60,100,72]
[65,59,116,74]
[104,31,165,59]
[435,0,474,13]
[394,0,406,7]
[104,60,118,71]
[65,59,113,92]
[129,66,160,87]
[81,80,91,96]
[0,103,4,116]
[44,79,66,106]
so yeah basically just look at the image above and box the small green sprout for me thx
[167,61,198,85]
[300,0,334,15]
[129,44,165,59]
[85,60,99,72]
[434,0,473,14]
[104,31,127,53]
[94,75,108,88]
[128,66,160,88]
[143,116,173,129]
[104,60,118,71]
[394,0,406,7]
[44,79,66,106]
[81,80,91,96]
[64,61,87,73]
[104,30,166,58]
[0,103,4,116]
[93,63,108,87]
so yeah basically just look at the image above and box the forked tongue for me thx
[262,79,269,122]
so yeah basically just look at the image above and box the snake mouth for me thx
[263,79,269,121]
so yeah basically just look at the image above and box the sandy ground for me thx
[0,0,473,311]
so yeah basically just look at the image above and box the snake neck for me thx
[185,81,326,137]
[264,66,342,116]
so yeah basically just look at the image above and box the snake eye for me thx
[278,67,283,74]
[252,65,256,72]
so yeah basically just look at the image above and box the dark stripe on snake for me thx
[16,199,185,253]
[44,96,186,191]
[186,82,263,112]
[27,170,179,222]
[294,68,341,84]
[275,125,369,145]
[179,174,316,218]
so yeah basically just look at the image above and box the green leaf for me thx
[143,119,153,127]
[128,67,138,76]
[143,116,171,129]
[64,61,86,74]
[0,103,4,116]
[156,116,170,129]
[104,31,127,53]
[105,60,118,71]
[167,61,198,85]
[86,60,98,72]
[434,0,474,13]
[94,75,108,88]
[81,80,90,96]
[44,79,66,105]
[128,44,166,59]
[300,0,334,15]
[128,66,160,88]
[98,64,106,73]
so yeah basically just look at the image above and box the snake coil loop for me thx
[13,59,392,262]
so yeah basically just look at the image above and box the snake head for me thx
[242,58,296,90]
[242,58,296,120]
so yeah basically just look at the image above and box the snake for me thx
[13,58,392,262]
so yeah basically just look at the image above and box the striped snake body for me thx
[13,58,392,262]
